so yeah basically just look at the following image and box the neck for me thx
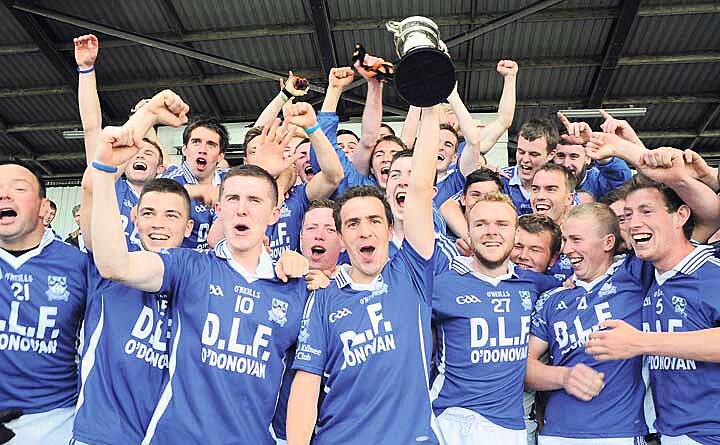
[520,177,532,190]
[392,220,405,242]
[127,178,145,191]
[0,225,45,251]
[654,238,695,274]
[437,169,449,182]
[471,256,510,278]
[577,257,613,283]
[228,242,265,275]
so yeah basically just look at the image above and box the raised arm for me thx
[586,131,647,168]
[400,106,421,149]
[599,109,645,148]
[404,106,440,259]
[452,60,517,177]
[254,71,308,128]
[74,34,102,163]
[284,102,343,201]
[91,91,189,291]
[349,60,384,176]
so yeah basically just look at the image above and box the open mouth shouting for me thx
[132,161,148,172]
[310,244,327,261]
[358,244,377,262]
[0,207,18,224]
[631,232,652,247]
[394,191,407,208]
[534,202,551,214]
[233,223,250,235]
[195,156,208,171]
[303,164,315,179]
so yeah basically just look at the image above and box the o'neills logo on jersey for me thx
[46,275,69,301]
[339,303,395,369]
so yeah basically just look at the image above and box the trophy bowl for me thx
[386,16,456,107]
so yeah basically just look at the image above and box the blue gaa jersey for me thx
[266,183,310,261]
[430,258,556,430]
[293,240,439,445]
[115,178,142,252]
[0,229,87,414]
[501,166,533,215]
[547,254,574,281]
[531,255,653,439]
[73,257,172,444]
[389,233,458,275]
[144,241,307,445]
[162,162,224,250]
[642,246,720,443]
[434,168,465,208]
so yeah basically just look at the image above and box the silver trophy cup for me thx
[386,16,456,107]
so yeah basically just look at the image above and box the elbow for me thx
[327,167,345,187]
[96,261,124,281]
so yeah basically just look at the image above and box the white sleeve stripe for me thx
[76,294,106,412]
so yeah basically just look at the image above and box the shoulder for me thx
[535,285,570,312]
[47,239,90,263]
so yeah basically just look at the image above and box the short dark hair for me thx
[219,164,279,207]
[243,126,263,149]
[439,123,460,149]
[380,123,396,136]
[333,186,393,232]
[72,204,81,216]
[389,149,438,186]
[138,178,192,217]
[624,174,695,240]
[599,181,631,205]
[142,138,164,166]
[519,118,560,152]
[0,160,46,198]
[303,199,335,225]
[373,134,408,155]
[336,129,359,142]
[517,213,562,260]
[48,200,57,211]
[463,168,503,195]
[183,117,229,152]
[535,163,577,192]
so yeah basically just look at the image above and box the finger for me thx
[280,121,294,148]
[599,109,612,121]
[599,319,621,329]
[267,118,281,143]
[557,112,572,131]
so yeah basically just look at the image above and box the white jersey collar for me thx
[0,228,56,270]
[450,256,518,286]
[655,244,714,286]
[215,239,275,283]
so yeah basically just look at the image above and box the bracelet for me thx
[77,65,95,74]
[281,87,294,102]
[305,122,321,135]
[91,161,118,173]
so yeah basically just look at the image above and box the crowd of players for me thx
[1,32,719,445]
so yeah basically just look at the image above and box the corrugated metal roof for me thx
[96,45,199,83]
[0,94,78,124]
[173,0,308,31]
[624,13,720,55]
[45,158,86,173]
[0,53,66,86]
[211,82,282,114]
[0,134,26,156]
[0,9,32,45]
[641,137,695,150]
[330,0,475,20]
[609,62,720,97]
[630,103,710,130]
[22,131,84,154]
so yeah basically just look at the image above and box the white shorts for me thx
[436,406,526,445]
[5,407,74,445]
[540,436,647,445]
[660,435,703,445]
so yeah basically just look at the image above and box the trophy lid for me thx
[394,47,456,107]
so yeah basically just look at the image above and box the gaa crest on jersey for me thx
[280,205,292,218]
[46,275,70,301]
[298,318,310,343]
[671,295,687,317]
[372,282,388,297]
[559,256,572,270]
[519,291,532,311]
[268,298,289,326]
[597,280,617,297]
[123,199,133,208]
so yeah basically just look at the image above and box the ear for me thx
[184,219,194,238]
[38,198,50,219]
[602,233,616,253]
[155,163,166,176]
[547,150,556,161]
[432,185,438,199]
[459,194,466,207]
[218,151,225,163]
[268,205,281,226]
[181,144,188,159]
[675,204,691,231]
[130,205,138,224]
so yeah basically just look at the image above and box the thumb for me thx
[599,109,612,120]
[599,319,621,329]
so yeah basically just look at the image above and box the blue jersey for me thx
[434,168,465,208]
[293,241,440,445]
[310,112,377,198]
[547,254,574,281]
[73,258,172,444]
[578,157,632,200]
[266,184,310,261]
[115,178,142,252]
[143,242,307,445]
[501,166,533,215]
[531,255,653,439]
[642,246,720,443]
[389,233,458,275]
[0,230,88,414]
[430,259,556,430]
[162,162,224,250]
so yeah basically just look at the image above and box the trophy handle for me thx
[385,21,401,35]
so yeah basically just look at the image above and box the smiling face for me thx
[624,187,690,267]
[510,227,555,272]
[516,135,553,184]
[436,128,458,175]
[133,191,193,252]
[531,169,573,223]
[182,126,224,182]
[554,143,591,183]
[371,139,404,189]
[338,196,392,282]
[216,175,280,255]
[125,145,163,185]
[561,214,614,282]
[467,199,517,271]
[300,207,343,271]
[0,164,47,248]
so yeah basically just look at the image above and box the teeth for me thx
[632,234,652,242]
[304,166,314,175]
[149,234,170,241]
[569,257,582,264]
[311,246,326,254]
[535,204,550,211]
[381,167,390,175]
[483,242,501,247]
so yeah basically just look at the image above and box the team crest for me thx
[597,280,617,297]
[280,205,292,218]
[671,296,687,318]
[372,282,388,297]
[123,199,133,208]
[268,298,289,326]
[298,319,310,343]
[46,275,70,301]
[519,291,533,311]
[559,256,572,270]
